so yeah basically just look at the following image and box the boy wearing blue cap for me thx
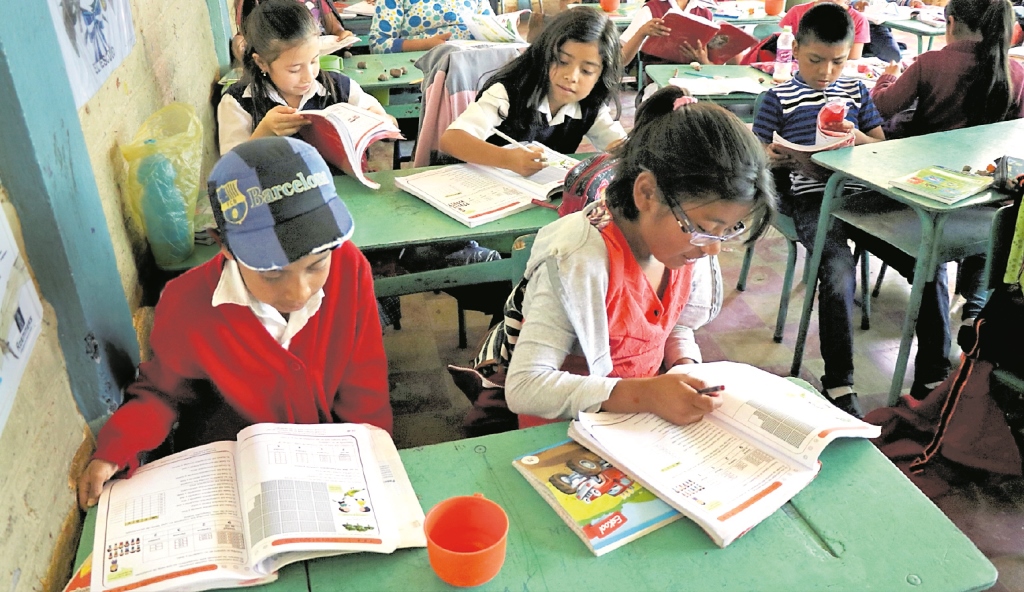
[77,137,391,509]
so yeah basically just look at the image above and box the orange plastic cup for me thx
[423,494,509,587]
[600,0,621,12]
[765,0,784,16]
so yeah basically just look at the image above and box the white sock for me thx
[826,385,855,398]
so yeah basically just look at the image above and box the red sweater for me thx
[94,242,391,473]
[871,40,1024,135]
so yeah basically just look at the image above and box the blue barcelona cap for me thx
[207,137,354,271]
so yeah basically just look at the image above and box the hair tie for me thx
[674,96,698,110]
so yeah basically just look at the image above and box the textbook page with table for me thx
[568,362,881,548]
[88,423,425,592]
[298,103,403,190]
[394,143,578,227]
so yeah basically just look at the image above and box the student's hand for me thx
[853,0,868,11]
[645,373,722,426]
[256,106,311,139]
[77,459,120,510]
[766,143,795,168]
[910,0,925,7]
[508,145,546,177]
[337,29,355,40]
[884,60,902,76]
[638,17,671,39]
[852,127,882,145]
[387,114,400,128]
[678,40,710,65]
[821,119,854,134]
[427,32,453,48]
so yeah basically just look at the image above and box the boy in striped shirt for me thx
[752,2,884,418]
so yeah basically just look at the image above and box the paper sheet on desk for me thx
[669,76,766,96]
[861,3,913,25]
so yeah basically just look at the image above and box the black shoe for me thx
[909,380,944,401]
[826,392,865,419]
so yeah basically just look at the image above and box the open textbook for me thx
[771,129,855,153]
[642,12,758,64]
[890,166,995,204]
[568,362,881,548]
[669,75,767,96]
[88,423,425,592]
[394,142,578,227]
[299,102,403,190]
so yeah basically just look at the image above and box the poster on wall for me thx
[46,0,136,109]
[0,210,44,437]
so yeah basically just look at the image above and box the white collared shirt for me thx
[211,259,325,350]
[217,76,384,154]
[446,82,626,152]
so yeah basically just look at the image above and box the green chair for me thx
[752,23,783,40]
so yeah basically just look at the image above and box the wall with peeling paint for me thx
[0,186,87,592]
[0,2,224,591]
[79,0,222,309]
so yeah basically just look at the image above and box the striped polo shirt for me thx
[753,75,884,198]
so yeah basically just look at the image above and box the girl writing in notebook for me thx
[438,8,627,178]
[467,88,776,429]
[219,0,389,154]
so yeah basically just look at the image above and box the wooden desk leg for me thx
[791,174,851,378]
[886,209,947,404]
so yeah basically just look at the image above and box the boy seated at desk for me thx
[753,2,956,418]
[76,137,391,509]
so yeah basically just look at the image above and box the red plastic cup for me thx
[423,494,509,587]
[600,0,621,12]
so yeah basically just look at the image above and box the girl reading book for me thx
[438,8,627,178]
[218,0,389,154]
[462,87,776,429]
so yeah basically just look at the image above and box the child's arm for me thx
[664,257,720,368]
[331,246,393,433]
[620,13,671,65]
[848,42,865,60]
[217,95,309,154]
[871,59,921,119]
[584,105,628,152]
[439,84,546,176]
[319,0,350,38]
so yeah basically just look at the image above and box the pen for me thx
[492,129,547,162]
[697,385,726,396]
[682,70,715,79]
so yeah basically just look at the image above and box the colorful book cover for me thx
[890,166,994,204]
[512,439,681,556]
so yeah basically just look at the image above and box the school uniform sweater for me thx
[871,40,1024,136]
[93,242,391,474]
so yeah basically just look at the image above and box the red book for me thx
[642,12,758,64]
[298,103,403,190]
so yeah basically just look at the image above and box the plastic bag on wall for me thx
[121,103,202,267]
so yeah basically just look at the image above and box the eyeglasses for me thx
[664,194,748,246]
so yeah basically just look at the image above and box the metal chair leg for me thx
[774,238,800,343]
[737,242,756,291]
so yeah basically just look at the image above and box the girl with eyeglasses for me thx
[459,86,776,430]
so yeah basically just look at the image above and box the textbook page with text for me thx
[89,423,422,592]
[394,142,576,227]
[568,362,880,548]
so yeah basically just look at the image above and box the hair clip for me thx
[673,96,698,110]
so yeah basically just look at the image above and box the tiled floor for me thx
[369,31,1024,589]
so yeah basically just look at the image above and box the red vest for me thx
[519,221,694,428]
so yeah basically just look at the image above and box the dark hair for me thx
[946,0,1014,124]
[795,2,855,47]
[241,0,338,126]
[479,8,622,136]
[606,86,776,243]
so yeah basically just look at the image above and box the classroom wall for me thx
[79,0,222,309]
[0,2,225,591]
[0,184,87,592]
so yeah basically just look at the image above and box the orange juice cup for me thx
[423,494,509,587]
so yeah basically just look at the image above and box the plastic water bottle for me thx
[773,26,794,83]
[138,153,194,266]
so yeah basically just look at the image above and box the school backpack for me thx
[559,152,616,217]
[866,197,1024,498]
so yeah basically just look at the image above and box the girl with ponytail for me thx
[870,0,1024,134]
[469,87,775,429]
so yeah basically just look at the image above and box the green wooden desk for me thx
[305,420,995,591]
[342,50,427,119]
[792,120,1024,404]
[157,169,559,296]
[645,64,772,121]
[881,18,944,55]
[339,168,559,297]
